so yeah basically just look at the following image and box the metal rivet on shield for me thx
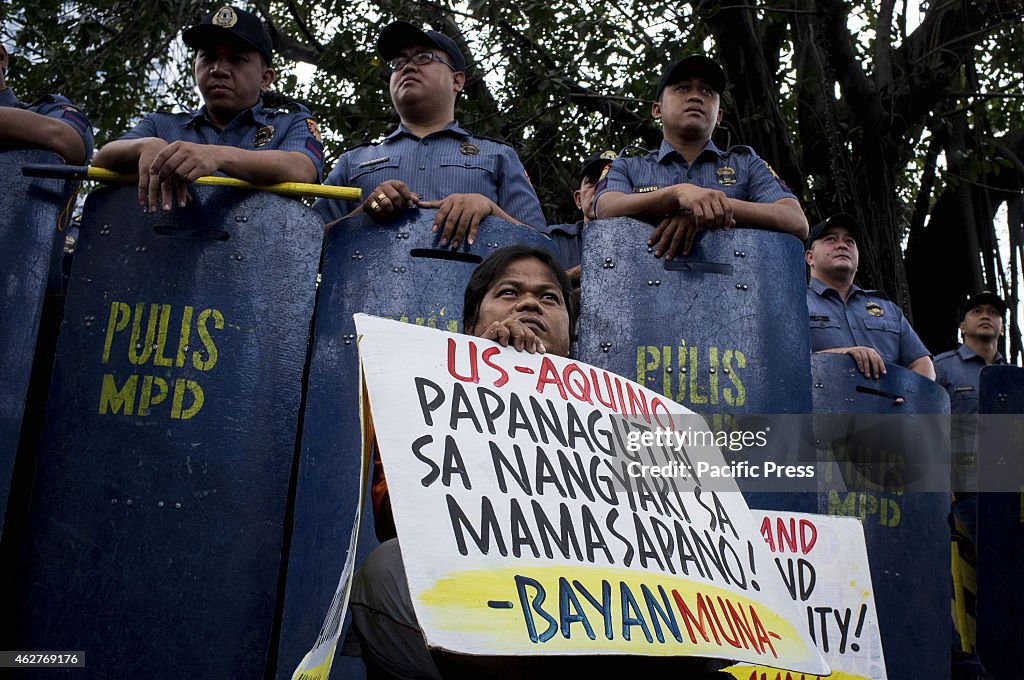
[175,502,182,509]
[84,315,94,327]
[157,501,164,508]
[600,341,612,353]
[647,246,654,253]
[647,280,654,286]
[666,367,673,373]
[125,499,133,506]
[110,498,117,505]
[723,368,730,374]
[734,283,748,290]
[655,280,661,286]
[733,250,745,257]
[681,367,687,373]
[352,250,364,260]
[235,215,248,223]
[100,224,110,235]
[814,382,824,388]
[135,342,142,350]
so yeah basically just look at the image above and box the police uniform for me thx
[1,88,94,293]
[936,344,1005,501]
[807,277,930,367]
[0,88,95,160]
[119,99,324,180]
[593,139,795,214]
[313,121,545,227]
[539,220,583,270]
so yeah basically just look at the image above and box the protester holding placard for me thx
[351,247,778,679]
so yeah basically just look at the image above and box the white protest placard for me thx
[727,511,886,680]
[356,314,829,674]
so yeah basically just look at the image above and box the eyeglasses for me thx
[387,51,456,73]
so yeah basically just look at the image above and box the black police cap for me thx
[656,55,727,99]
[580,150,618,181]
[377,21,468,74]
[183,6,274,66]
[806,213,860,249]
[961,291,1007,319]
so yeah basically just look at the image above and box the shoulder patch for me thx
[305,118,322,142]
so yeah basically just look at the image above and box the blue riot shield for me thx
[0,149,74,522]
[577,218,811,417]
[276,212,556,678]
[11,186,322,678]
[811,353,951,680]
[976,364,1024,677]
[576,218,812,508]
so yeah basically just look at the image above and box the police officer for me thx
[936,291,1007,529]
[0,44,93,165]
[806,213,934,379]
[540,149,617,277]
[94,5,323,213]
[313,21,545,247]
[1,42,94,293]
[935,291,1005,680]
[593,55,807,259]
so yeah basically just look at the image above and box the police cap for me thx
[656,55,727,99]
[377,21,468,73]
[183,6,274,66]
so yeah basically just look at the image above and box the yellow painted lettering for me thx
[98,373,137,415]
[193,308,224,371]
[708,346,719,405]
[152,304,174,367]
[688,346,707,404]
[176,306,194,368]
[171,379,204,419]
[101,301,131,364]
[137,375,169,416]
[723,350,746,407]
[128,302,158,366]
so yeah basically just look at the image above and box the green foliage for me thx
[4,0,1022,283]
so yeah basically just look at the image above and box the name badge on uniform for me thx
[810,315,830,322]
[716,166,737,185]
[633,186,659,193]
[460,142,481,156]
[954,386,975,393]
[253,124,275,147]
[358,156,390,168]
[865,302,884,317]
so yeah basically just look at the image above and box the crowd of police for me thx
[1,5,1017,680]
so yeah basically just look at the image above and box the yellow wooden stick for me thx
[21,164,361,201]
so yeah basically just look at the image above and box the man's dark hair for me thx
[463,246,578,343]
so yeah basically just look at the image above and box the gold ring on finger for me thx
[377,192,387,202]
[370,200,380,211]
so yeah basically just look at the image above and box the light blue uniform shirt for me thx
[314,121,545,227]
[807,277,930,368]
[539,220,583,270]
[120,99,324,180]
[0,88,94,160]
[935,344,1005,491]
[593,139,795,217]
[935,344,1006,416]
